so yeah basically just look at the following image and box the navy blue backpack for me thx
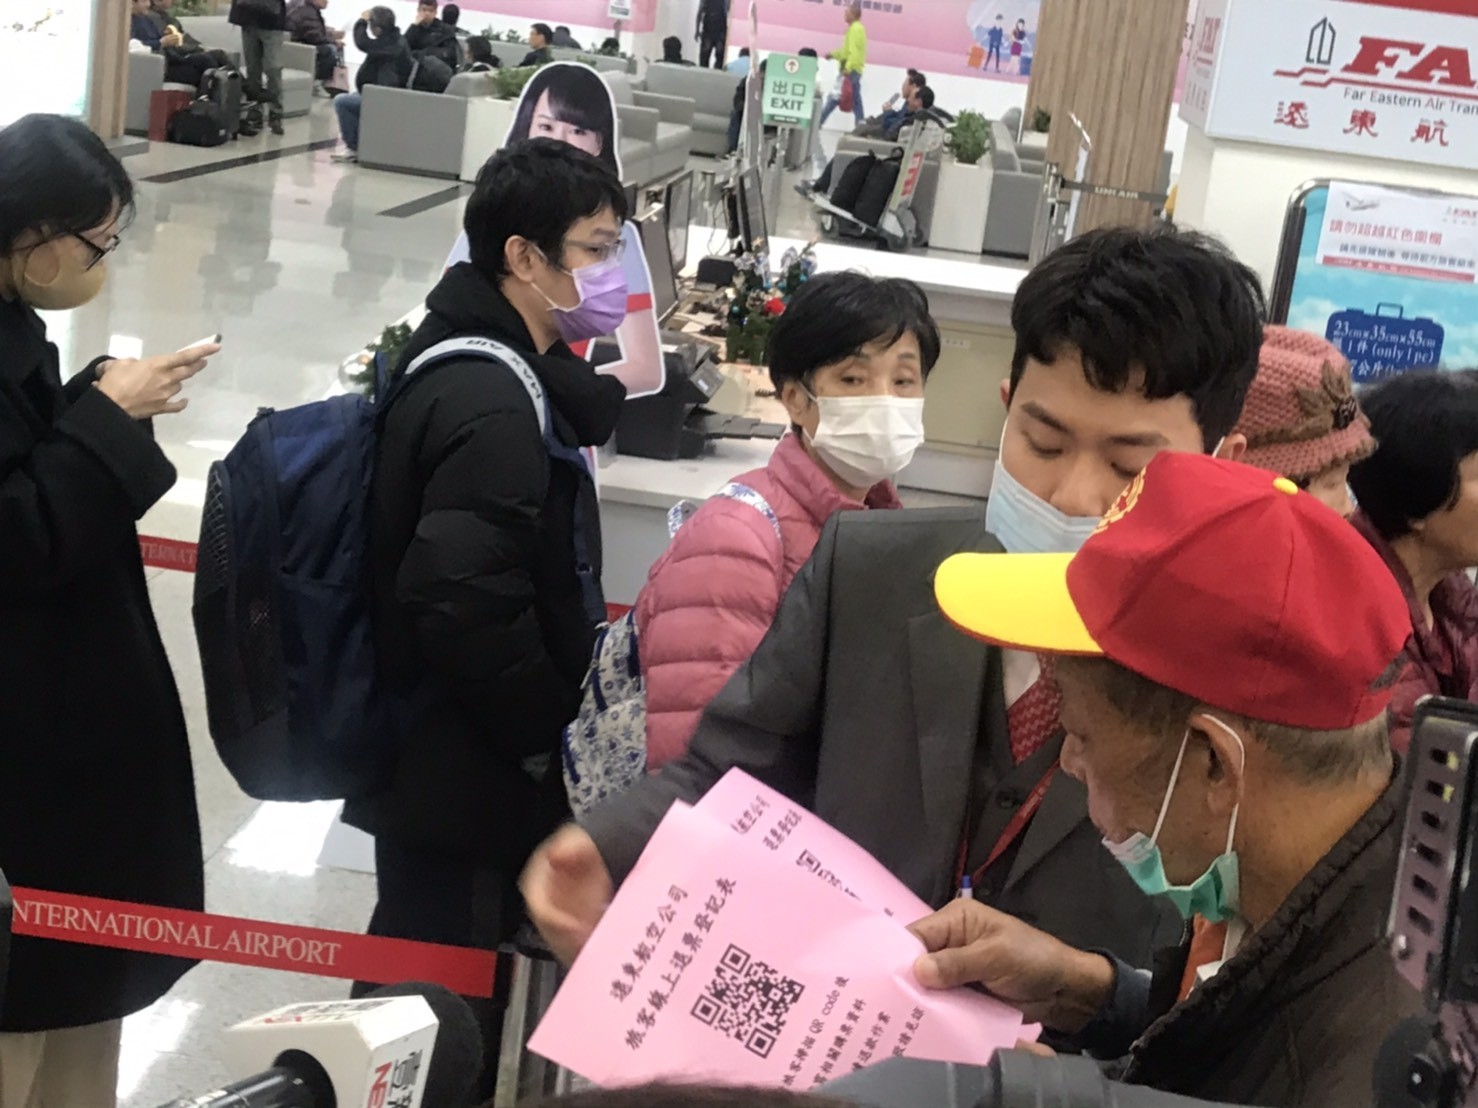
[193,336,601,802]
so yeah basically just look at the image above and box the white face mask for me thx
[804,393,926,489]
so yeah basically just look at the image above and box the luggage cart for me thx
[492,928,577,1105]
[810,119,943,252]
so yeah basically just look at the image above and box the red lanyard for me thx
[953,761,1059,892]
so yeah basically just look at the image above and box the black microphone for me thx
[153,981,484,1108]
[818,1050,1257,1107]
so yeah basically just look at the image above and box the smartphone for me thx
[179,332,222,353]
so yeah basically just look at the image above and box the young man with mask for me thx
[914,451,1418,1106]
[343,138,628,1099]
[522,226,1265,973]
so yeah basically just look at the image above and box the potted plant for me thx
[930,110,994,254]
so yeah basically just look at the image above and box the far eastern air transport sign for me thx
[762,53,818,128]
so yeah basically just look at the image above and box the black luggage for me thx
[409,55,454,93]
[827,152,875,214]
[849,150,903,229]
[168,100,230,147]
[201,66,244,139]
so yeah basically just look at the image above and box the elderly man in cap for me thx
[916,452,1420,1108]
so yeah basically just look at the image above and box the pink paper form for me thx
[694,769,932,922]
[528,800,1029,1090]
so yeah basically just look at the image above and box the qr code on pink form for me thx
[690,944,806,1058]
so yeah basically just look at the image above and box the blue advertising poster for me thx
[1280,181,1478,385]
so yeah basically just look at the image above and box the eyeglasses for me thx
[72,231,121,271]
[564,237,626,265]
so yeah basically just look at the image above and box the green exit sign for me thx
[761,53,818,128]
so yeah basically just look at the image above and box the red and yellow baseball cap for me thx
[935,453,1411,731]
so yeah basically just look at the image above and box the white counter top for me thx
[685,224,1026,326]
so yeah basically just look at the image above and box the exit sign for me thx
[761,53,818,127]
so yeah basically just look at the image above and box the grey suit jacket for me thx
[583,508,1180,965]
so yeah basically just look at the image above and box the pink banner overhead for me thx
[452,0,656,35]
[738,0,1041,83]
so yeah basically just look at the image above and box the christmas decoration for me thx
[725,241,817,365]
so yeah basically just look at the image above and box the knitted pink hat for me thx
[1234,325,1375,483]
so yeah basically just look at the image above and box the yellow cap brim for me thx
[934,552,1104,655]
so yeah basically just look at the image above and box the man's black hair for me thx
[531,22,553,42]
[368,5,395,32]
[442,2,459,24]
[662,35,683,60]
[464,138,627,281]
[916,86,935,109]
[1009,225,1266,448]
[556,25,570,33]
[739,46,750,57]
[768,272,941,395]
[0,114,134,254]
[906,68,927,87]
[1349,369,1478,541]
[466,35,493,64]
[417,0,437,10]
[798,46,818,57]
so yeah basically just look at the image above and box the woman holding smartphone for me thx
[0,114,214,1108]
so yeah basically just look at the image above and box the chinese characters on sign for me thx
[1318,182,1478,285]
[527,785,1031,1088]
[1179,0,1478,171]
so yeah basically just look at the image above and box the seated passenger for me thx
[726,46,751,76]
[638,272,935,772]
[522,23,554,67]
[913,450,1418,1107]
[552,25,582,49]
[662,35,694,65]
[854,68,925,138]
[130,0,232,92]
[462,35,499,72]
[286,0,346,95]
[1348,369,1478,753]
[1231,325,1373,516]
[801,85,933,197]
[330,6,413,164]
[523,227,1266,977]
[405,0,459,70]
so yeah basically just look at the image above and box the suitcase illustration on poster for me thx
[1325,302,1445,384]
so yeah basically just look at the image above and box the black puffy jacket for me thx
[353,20,413,90]
[405,17,459,69]
[343,264,625,872]
[228,0,287,31]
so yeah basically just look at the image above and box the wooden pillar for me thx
[88,0,131,139]
[1025,0,1188,233]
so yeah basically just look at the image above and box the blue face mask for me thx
[1102,716,1245,923]
[984,428,1227,555]
[984,458,1100,554]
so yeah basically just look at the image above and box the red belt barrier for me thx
[140,535,198,573]
[11,887,497,998]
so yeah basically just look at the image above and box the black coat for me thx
[344,265,625,875]
[1117,772,1422,1106]
[286,0,329,45]
[405,17,459,69]
[228,0,287,31]
[0,298,204,1032]
[353,20,413,90]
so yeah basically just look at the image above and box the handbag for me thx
[837,72,855,113]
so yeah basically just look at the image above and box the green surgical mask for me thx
[1102,716,1244,923]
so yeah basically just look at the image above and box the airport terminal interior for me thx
[3,0,1478,1105]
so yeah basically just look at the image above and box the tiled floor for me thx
[29,99,1010,1104]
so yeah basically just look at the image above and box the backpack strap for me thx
[395,336,549,437]
[667,482,783,541]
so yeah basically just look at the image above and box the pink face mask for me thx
[537,255,629,343]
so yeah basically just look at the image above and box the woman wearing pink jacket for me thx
[635,272,940,768]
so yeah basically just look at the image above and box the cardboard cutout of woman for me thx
[446,63,666,398]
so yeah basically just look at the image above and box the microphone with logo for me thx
[153,981,483,1108]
